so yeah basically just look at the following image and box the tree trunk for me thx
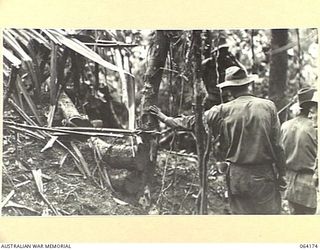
[193,30,208,214]
[269,29,288,122]
[202,30,220,110]
[139,30,170,194]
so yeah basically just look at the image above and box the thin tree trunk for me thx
[202,30,220,109]
[269,29,288,123]
[139,30,170,194]
[193,30,208,214]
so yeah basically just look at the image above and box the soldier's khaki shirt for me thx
[165,94,286,176]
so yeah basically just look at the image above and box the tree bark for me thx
[193,30,208,214]
[202,30,221,110]
[269,29,288,122]
[138,30,170,194]
[140,31,171,130]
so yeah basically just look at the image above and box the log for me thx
[90,137,135,170]
[58,91,92,127]
[58,90,146,172]
[58,90,151,194]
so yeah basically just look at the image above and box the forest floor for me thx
[2,108,231,216]
[2,97,305,216]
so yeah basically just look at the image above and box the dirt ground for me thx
[1,111,231,216]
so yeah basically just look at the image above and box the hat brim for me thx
[300,100,318,109]
[299,92,318,108]
[216,74,258,88]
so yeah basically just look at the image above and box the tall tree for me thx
[193,30,208,214]
[138,30,171,195]
[269,29,288,122]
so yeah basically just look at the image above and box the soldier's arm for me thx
[149,105,195,130]
[270,103,286,177]
[149,105,221,133]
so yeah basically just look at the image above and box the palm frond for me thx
[3,47,22,67]
[45,29,132,75]
[3,29,32,62]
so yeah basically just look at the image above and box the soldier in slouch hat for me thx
[150,65,287,214]
[281,88,318,214]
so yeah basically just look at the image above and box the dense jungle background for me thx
[1,29,318,215]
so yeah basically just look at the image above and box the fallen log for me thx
[90,137,149,171]
[59,91,92,127]
[58,90,151,194]
[58,91,148,172]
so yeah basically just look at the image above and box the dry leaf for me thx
[59,153,68,168]
[32,169,44,193]
[112,197,128,206]
[41,136,58,153]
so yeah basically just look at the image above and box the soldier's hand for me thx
[277,175,287,192]
[149,105,160,115]
[149,105,168,122]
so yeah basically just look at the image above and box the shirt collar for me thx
[234,93,254,99]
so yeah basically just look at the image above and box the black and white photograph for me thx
[1,28,319,216]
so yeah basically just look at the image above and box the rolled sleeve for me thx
[204,105,223,139]
[164,115,195,130]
